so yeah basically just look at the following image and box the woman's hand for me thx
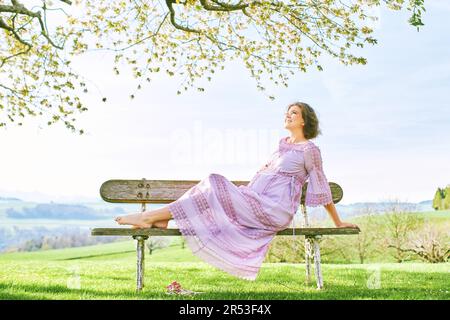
[335,221,359,229]
[323,203,359,229]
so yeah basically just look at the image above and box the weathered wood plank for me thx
[100,179,343,204]
[99,179,249,203]
[91,227,360,237]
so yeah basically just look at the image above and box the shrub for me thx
[402,224,449,263]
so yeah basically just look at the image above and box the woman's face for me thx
[284,105,304,130]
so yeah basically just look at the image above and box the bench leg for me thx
[312,236,324,290]
[304,236,312,285]
[133,235,148,292]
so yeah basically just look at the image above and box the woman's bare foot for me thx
[115,212,152,228]
[131,220,168,229]
[153,219,169,229]
[115,207,172,229]
[130,219,169,229]
[336,221,359,229]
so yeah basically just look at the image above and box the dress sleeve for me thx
[304,145,333,207]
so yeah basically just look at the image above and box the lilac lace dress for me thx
[168,136,333,280]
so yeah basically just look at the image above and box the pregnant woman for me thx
[115,101,358,280]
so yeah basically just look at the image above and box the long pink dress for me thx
[168,136,333,280]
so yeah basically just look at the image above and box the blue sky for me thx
[0,2,449,204]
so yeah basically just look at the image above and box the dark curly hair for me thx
[286,102,322,139]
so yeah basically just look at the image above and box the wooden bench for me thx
[91,179,360,291]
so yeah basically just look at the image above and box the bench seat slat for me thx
[100,179,344,204]
[91,227,360,237]
[100,179,249,203]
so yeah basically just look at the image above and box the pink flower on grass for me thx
[166,281,182,294]
[165,281,203,296]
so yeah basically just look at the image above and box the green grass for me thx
[0,239,448,300]
[412,209,450,221]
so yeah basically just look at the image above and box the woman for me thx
[115,102,358,280]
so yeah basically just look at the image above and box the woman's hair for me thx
[287,102,322,139]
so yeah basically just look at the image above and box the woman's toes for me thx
[114,213,144,226]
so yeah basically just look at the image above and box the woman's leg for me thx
[115,205,173,228]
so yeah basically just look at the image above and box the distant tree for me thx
[21,238,42,251]
[318,204,381,264]
[1,0,425,133]
[444,186,450,210]
[266,236,304,263]
[147,237,172,255]
[353,206,380,264]
[432,187,444,210]
[41,235,52,251]
[7,227,124,252]
[400,224,450,263]
[433,186,450,210]
[381,200,424,263]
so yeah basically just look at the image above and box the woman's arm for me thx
[324,202,359,229]
[303,145,358,229]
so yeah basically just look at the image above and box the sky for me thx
[0,2,449,205]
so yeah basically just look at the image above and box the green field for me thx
[0,237,448,300]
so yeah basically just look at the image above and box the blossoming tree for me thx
[0,0,425,133]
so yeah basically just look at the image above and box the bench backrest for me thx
[100,179,343,205]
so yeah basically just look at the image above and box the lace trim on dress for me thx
[189,184,257,259]
[210,174,239,224]
[168,201,263,281]
[239,188,279,231]
[279,136,313,152]
[305,192,333,207]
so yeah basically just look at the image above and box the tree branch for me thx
[0,0,71,51]
[201,0,247,11]
[165,0,201,33]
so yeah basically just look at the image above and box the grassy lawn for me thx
[0,239,448,300]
